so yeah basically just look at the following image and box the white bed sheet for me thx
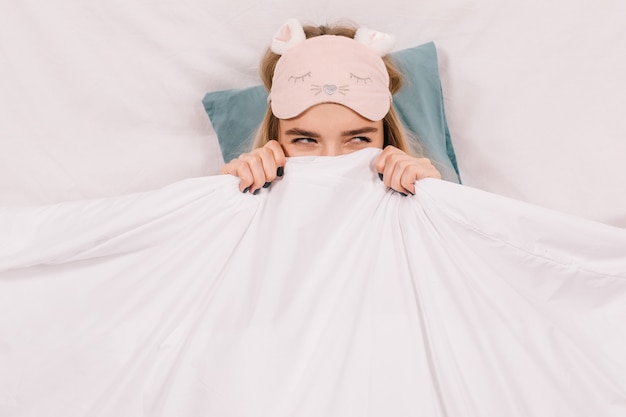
[0,0,625,226]
[2,149,625,416]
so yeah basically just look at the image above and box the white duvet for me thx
[1,148,625,417]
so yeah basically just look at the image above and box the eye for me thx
[291,137,317,144]
[350,73,372,84]
[349,136,372,144]
[288,72,312,83]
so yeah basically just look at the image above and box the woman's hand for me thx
[375,145,441,196]
[220,140,287,194]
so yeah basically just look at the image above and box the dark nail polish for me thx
[253,189,260,195]
[378,173,383,181]
[277,166,284,177]
[263,181,271,188]
[242,187,250,193]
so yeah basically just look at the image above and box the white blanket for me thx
[1,148,625,417]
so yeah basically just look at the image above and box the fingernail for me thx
[242,187,250,193]
[263,181,271,188]
[277,166,284,177]
[253,189,260,195]
[378,173,383,181]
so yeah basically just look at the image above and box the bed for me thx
[1,1,626,416]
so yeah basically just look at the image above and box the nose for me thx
[320,142,344,157]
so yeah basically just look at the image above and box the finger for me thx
[388,158,414,196]
[410,158,442,181]
[220,160,251,192]
[265,140,287,173]
[380,152,402,191]
[257,141,288,185]
[400,164,419,195]
[255,148,279,187]
[239,153,269,193]
[220,159,238,176]
[234,162,255,193]
[377,149,405,192]
[374,145,399,177]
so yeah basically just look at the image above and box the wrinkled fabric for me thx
[1,148,625,417]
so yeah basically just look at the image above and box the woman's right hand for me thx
[220,140,287,194]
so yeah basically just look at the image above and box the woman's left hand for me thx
[375,145,441,195]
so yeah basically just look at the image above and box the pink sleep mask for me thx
[268,19,395,121]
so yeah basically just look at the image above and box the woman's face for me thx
[277,103,384,157]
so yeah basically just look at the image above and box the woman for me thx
[2,19,625,416]
[221,19,441,196]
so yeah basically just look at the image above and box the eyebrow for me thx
[284,126,379,137]
[284,128,321,138]
[340,127,379,137]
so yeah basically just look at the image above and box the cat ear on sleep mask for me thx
[270,18,395,57]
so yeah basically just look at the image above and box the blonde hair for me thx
[251,22,417,155]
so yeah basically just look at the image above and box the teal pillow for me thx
[203,42,460,182]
